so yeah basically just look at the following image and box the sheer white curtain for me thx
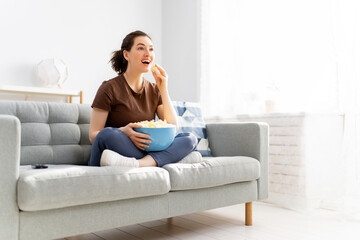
[335,0,360,215]
[200,0,339,117]
[201,0,360,213]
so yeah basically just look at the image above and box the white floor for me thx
[59,202,360,240]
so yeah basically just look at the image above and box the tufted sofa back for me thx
[0,101,92,165]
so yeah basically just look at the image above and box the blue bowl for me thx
[134,127,176,151]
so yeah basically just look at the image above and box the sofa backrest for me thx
[0,101,92,165]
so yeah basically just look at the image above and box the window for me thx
[200,0,360,212]
[200,0,339,117]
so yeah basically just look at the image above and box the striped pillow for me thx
[172,101,212,157]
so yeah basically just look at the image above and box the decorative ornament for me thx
[36,58,68,88]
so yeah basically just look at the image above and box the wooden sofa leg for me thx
[245,202,252,226]
[167,217,173,225]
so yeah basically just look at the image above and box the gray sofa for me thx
[0,101,268,240]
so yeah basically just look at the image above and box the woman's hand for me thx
[119,123,152,151]
[151,64,168,93]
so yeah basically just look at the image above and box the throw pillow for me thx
[172,101,212,157]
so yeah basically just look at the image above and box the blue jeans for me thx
[88,127,198,167]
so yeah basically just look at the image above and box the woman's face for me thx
[124,36,155,73]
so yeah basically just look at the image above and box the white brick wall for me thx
[206,113,344,210]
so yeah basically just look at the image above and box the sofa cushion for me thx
[17,165,170,211]
[0,101,92,165]
[172,101,212,157]
[163,156,260,191]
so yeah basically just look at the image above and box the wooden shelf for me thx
[0,85,83,104]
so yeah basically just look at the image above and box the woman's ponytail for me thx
[110,30,152,75]
[110,49,127,74]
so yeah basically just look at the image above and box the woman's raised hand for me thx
[151,64,168,93]
[119,123,151,151]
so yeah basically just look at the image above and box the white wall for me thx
[0,0,163,104]
[162,0,201,102]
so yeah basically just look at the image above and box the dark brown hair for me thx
[110,30,152,74]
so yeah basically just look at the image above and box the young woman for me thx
[88,30,201,167]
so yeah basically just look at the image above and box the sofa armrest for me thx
[0,115,21,240]
[206,122,269,200]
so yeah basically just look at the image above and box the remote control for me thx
[31,164,48,169]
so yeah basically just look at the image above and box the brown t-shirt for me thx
[91,74,163,128]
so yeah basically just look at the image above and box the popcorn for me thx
[135,119,175,128]
[151,64,157,72]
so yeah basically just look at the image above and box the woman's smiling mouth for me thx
[141,60,151,65]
